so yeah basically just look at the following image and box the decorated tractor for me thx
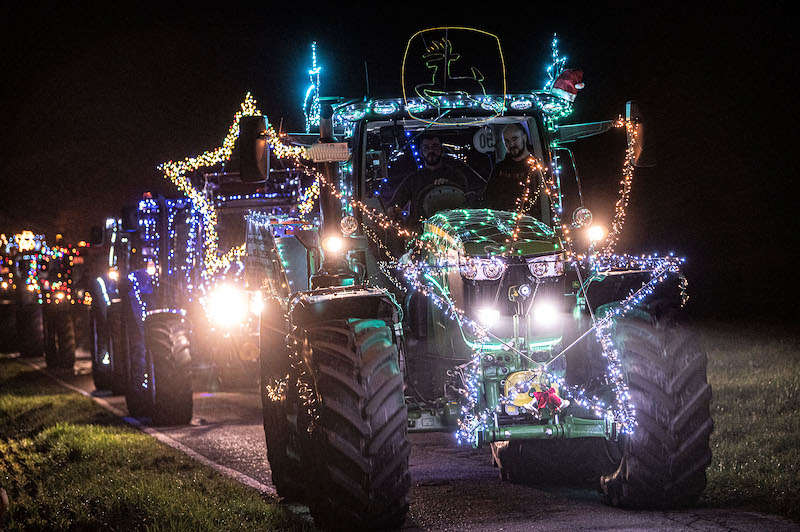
[37,239,92,368]
[0,231,45,358]
[87,150,308,424]
[241,29,712,529]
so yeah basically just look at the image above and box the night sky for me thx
[0,5,793,320]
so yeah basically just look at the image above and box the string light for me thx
[304,41,321,133]
[600,117,640,254]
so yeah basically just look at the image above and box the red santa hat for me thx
[550,69,584,102]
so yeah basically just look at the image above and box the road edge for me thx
[16,357,277,497]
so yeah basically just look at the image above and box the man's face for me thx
[421,138,442,167]
[503,127,527,160]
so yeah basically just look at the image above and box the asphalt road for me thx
[21,353,799,531]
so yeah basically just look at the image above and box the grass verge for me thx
[701,321,800,522]
[0,358,310,531]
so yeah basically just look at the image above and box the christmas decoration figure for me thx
[550,69,584,102]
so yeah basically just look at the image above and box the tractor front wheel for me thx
[126,313,193,425]
[301,318,410,530]
[600,315,713,508]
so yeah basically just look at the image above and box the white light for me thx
[533,301,558,327]
[146,261,157,276]
[476,307,500,328]
[207,284,248,327]
[108,269,119,281]
[322,236,343,254]
[588,225,606,243]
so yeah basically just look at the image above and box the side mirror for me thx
[89,225,104,246]
[239,115,270,182]
[625,101,654,167]
[121,206,139,232]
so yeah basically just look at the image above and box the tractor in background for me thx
[88,153,308,424]
[0,231,45,358]
[38,238,92,368]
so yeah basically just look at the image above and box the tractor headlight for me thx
[527,255,564,278]
[460,257,506,281]
[533,301,559,327]
[588,225,606,243]
[207,284,248,327]
[476,306,500,329]
[322,236,344,254]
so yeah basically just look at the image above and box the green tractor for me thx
[247,31,712,530]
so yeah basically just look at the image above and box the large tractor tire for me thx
[259,300,308,501]
[90,307,127,394]
[301,318,410,531]
[493,313,712,510]
[600,314,713,509]
[44,310,76,369]
[16,304,43,358]
[126,312,193,425]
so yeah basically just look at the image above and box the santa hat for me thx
[550,69,584,102]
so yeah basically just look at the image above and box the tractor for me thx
[87,157,308,424]
[0,231,45,358]
[38,239,92,369]
[247,28,712,530]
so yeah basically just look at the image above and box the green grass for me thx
[0,359,310,531]
[700,321,800,522]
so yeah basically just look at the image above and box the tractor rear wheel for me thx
[126,313,193,425]
[301,318,410,531]
[600,315,713,509]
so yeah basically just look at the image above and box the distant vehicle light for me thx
[207,284,248,327]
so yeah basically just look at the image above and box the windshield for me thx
[364,116,551,226]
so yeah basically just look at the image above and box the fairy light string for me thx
[161,91,679,444]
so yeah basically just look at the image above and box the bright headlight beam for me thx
[588,225,606,243]
[207,284,248,328]
[476,307,500,328]
[533,301,558,327]
[322,236,343,254]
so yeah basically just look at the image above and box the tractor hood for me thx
[420,209,561,257]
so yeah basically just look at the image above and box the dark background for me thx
[0,4,794,320]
